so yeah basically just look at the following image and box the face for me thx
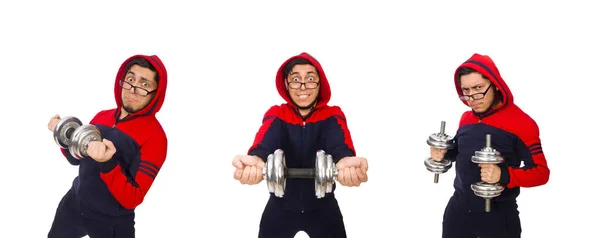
[121,64,157,114]
[459,72,497,113]
[286,64,320,109]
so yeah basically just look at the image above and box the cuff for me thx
[99,158,117,173]
[249,151,268,163]
[333,151,355,164]
[499,164,511,186]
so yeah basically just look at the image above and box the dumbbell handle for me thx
[286,168,315,179]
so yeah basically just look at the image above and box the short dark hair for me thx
[456,67,488,81]
[125,58,158,83]
[284,58,317,78]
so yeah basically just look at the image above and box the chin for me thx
[294,99,317,109]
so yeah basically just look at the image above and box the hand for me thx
[232,155,265,185]
[86,139,116,162]
[479,164,501,183]
[336,157,368,187]
[48,114,61,132]
[430,147,447,162]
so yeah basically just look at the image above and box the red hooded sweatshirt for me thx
[60,55,168,218]
[248,52,356,213]
[445,53,550,212]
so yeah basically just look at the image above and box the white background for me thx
[1,0,598,237]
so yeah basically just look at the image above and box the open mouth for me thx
[297,94,311,101]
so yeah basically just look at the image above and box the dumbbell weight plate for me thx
[266,149,286,198]
[69,124,102,159]
[53,116,83,148]
[471,181,505,198]
[427,133,455,149]
[325,152,337,194]
[424,157,452,173]
[315,151,325,198]
[315,150,336,199]
[471,150,504,164]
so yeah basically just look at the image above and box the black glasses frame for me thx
[459,84,493,101]
[119,79,156,96]
[287,81,320,89]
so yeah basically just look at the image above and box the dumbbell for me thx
[262,149,337,199]
[470,134,505,212]
[53,116,102,160]
[424,121,455,183]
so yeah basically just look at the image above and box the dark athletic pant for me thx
[442,195,522,238]
[258,199,346,238]
[48,189,135,238]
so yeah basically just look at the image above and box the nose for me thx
[126,86,137,94]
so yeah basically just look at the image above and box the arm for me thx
[247,106,284,162]
[98,132,168,210]
[60,148,80,165]
[324,107,356,163]
[442,138,459,162]
[499,120,550,188]
[443,112,469,162]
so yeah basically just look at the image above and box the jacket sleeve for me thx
[443,111,469,162]
[60,148,81,165]
[324,106,356,163]
[499,118,550,188]
[248,106,284,162]
[442,139,459,162]
[98,129,168,210]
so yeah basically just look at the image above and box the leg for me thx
[48,189,87,238]
[473,209,521,238]
[112,219,136,238]
[258,201,300,238]
[303,199,347,238]
[84,215,136,238]
[442,196,477,238]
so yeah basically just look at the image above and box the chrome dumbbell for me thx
[263,149,337,199]
[471,134,505,212]
[425,121,455,183]
[53,116,102,159]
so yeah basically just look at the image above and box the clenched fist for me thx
[336,157,369,187]
[479,164,501,183]
[48,114,61,132]
[86,139,117,162]
[430,147,447,162]
[232,155,265,185]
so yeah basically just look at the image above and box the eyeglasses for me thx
[459,84,492,101]
[119,79,156,96]
[287,82,320,89]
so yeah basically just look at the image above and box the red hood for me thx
[454,53,513,110]
[275,52,331,108]
[114,55,168,118]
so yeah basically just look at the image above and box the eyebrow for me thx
[462,84,485,90]
[127,71,153,83]
[289,71,317,76]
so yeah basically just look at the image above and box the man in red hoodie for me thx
[232,52,369,238]
[430,53,550,237]
[47,55,168,238]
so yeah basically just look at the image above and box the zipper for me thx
[300,118,306,214]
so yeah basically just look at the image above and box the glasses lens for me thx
[120,80,131,89]
[472,93,484,100]
[137,89,148,96]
